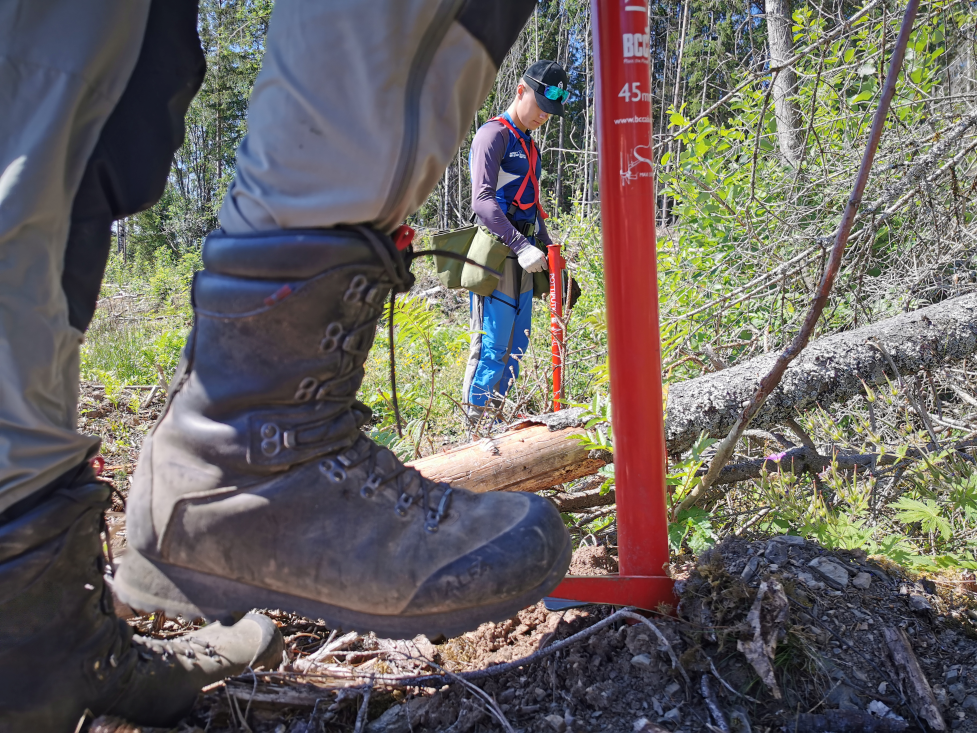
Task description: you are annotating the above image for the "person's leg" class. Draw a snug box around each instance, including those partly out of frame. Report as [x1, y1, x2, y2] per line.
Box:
[466, 291, 519, 409]
[461, 290, 484, 415]
[499, 286, 535, 396]
[465, 253, 524, 409]
[220, 0, 521, 235]
[0, 3, 281, 727]
[0, 0, 147, 515]
[117, 0, 571, 639]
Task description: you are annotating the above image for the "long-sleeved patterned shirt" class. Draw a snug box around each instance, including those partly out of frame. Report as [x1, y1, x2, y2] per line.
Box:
[469, 111, 552, 255]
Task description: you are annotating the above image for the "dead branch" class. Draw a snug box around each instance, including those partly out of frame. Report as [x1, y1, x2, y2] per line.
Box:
[883, 627, 947, 732]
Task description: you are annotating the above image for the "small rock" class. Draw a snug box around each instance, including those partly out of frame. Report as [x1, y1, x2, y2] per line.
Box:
[660, 707, 682, 724]
[852, 572, 873, 590]
[630, 653, 653, 668]
[963, 695, 977, 714]
[741, 556, 761, 581]
[920, 578, 937, 594]
[729, 707, 752, 733]
[946, 665, 962, 684]
[664, 682, 681, 697]
[796, 571, 825, 590]
[534, 687, 547, 701]
[909, 594, 933, 613]
[827, 684, 863, 711]
[867, 700, 904, 722]
[878, 682, 887, 695]
[807, 557, 850, 589]
[544, 714, 566, 732]
[948, 683, 968, 704]
[765, 540, 789, 565]
[633, 718, 670, 733]
[771, 534, 806, 545]
[366, 704, 409, 733]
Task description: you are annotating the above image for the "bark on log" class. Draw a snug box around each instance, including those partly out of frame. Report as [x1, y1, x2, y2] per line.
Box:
[409, 297, 974, 493]
[665, 295, 976, 455]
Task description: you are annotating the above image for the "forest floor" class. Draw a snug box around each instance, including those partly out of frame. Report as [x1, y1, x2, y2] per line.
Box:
[80, 384, 977, 733]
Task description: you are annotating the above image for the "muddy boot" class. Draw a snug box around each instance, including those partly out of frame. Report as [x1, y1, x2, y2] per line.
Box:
[114, 227, 571, 639]
[0, 466, 284, 732]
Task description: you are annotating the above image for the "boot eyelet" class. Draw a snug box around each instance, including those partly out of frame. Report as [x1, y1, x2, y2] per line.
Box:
[320, 322, 344, 352]
[394, 492, 414, 517]
[319, 460, 347, 483]
[344, 275, 369, 303]
[360, 471, 383, 498]
[424, 512, 440, 533]
[260, 423, 282, 456]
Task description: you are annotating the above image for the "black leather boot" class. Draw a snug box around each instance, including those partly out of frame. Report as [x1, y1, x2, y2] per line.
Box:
[114, 227, 571, 639]
[0, 466, 283, 732]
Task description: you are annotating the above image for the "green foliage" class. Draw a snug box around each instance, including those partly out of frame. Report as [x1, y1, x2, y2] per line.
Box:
[669, 506, 717, 555]
[81, 251, 193, 391]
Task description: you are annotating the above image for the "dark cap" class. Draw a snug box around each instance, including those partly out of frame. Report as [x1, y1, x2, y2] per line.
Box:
[523, 60, 569, 117]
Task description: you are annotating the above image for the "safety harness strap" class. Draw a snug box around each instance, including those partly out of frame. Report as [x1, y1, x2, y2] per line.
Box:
[491, 116, 549, 221]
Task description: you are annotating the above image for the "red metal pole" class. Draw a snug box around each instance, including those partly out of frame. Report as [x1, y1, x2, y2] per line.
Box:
[594, 0, 669, 581]
[548, 243, 565, 412]
[548, 0, 673, 610]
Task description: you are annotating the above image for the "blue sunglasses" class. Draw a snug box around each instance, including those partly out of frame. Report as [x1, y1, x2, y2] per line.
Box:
[526, 75, 570, 103]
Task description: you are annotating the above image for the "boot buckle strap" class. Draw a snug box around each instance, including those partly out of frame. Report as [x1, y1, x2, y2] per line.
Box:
[249, 409, 357, 467]
[259, 423, 298, 454]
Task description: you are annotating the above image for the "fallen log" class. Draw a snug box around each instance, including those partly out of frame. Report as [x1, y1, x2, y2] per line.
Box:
[407, 424, 611, 493]
[666, 294, 975, 454]
[409, 297, 974, 493]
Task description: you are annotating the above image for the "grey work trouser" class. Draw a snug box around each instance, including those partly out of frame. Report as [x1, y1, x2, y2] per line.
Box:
[0, 0, 533, 513]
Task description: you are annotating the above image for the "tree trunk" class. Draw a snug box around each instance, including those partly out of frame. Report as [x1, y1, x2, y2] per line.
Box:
[765, 0, 805, 165]
[409, 296, 975, 492]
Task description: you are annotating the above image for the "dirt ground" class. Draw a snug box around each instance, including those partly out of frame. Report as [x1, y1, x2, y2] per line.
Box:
[79, 385, 977, 733]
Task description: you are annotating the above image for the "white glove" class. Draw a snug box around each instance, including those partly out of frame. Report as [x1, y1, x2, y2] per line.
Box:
[517, 245, 548, 273]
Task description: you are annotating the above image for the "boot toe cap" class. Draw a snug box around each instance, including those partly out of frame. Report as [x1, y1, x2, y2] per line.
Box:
[403, 493, 571, 616]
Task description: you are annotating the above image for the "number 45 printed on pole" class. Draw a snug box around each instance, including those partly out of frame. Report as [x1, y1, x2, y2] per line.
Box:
[618, 82, 651, 103]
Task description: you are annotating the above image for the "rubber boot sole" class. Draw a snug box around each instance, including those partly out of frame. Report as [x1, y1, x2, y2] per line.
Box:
[112, 538, 572, 639]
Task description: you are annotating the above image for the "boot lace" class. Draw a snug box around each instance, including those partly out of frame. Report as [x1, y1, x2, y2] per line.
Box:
[337, 225, 501, 532]
[319, 435, 453, 533]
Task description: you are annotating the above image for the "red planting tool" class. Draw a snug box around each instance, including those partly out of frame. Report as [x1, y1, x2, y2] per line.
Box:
[547, 0, 673, 611]
[547, 243, 566, 412]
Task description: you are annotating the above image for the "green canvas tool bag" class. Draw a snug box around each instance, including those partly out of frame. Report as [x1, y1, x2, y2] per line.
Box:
[432, 226, 510, 297]
[431, 226, 477, 290]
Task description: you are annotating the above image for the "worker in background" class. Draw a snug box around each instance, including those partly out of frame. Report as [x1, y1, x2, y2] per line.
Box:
[463, 60, 570, 420]
[0, 1, 571, 728]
